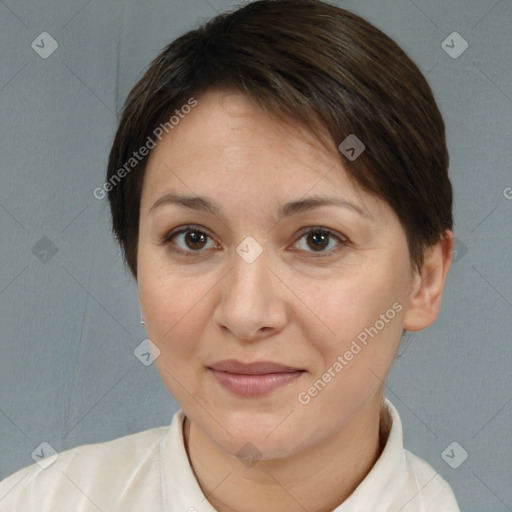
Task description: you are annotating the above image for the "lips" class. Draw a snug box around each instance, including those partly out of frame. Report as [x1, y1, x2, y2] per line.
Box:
[207, 359, 306, 397]
[208, 359, 304, 375]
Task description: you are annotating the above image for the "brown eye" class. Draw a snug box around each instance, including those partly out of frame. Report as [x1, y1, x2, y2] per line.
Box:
[294, 228, 346, 257]
[163, 226, 218, 256]
[183, 230, 208, 250]
[306, 230, 330, 251]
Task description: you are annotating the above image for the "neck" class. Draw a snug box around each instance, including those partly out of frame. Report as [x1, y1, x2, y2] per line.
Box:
[183, 394, 389, 512]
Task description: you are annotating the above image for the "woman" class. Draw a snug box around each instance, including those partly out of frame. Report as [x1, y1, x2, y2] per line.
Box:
[0, 1, 460, 510]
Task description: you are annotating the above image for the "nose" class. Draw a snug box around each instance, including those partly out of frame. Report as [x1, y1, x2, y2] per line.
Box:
[212, 246, 288, 341]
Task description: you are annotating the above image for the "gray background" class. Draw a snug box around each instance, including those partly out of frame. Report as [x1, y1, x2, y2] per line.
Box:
[0, 0, 511, 511]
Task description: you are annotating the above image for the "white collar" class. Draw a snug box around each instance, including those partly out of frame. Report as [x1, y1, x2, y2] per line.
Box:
[160, 398, 407, 512]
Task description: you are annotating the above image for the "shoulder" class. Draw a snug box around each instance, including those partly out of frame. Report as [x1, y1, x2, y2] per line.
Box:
[0, 425, 168, 511]
[402, 449, 460, 511]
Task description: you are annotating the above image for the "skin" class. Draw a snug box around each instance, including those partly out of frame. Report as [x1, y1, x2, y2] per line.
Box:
[137, 89, 454, 512]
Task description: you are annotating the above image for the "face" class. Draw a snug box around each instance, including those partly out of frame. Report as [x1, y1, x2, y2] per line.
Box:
[137, 89, 416, 460]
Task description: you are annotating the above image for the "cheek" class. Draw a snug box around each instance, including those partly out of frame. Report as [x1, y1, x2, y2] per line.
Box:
[140, 273, 205, 347]
[139, 270, 210, 401]
[301, 261, 407, 377]
[295, 280, 405, 416]
[137, 248, 205, 367]
[138, 241, 205, 330]
[308, 270, 402, 338]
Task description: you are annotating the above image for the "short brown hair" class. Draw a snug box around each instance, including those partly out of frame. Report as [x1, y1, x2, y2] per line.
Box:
[106, 0, 452, 278]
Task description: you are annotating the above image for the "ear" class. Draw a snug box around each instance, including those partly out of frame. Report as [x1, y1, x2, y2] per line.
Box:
[403, 230, 454, 332]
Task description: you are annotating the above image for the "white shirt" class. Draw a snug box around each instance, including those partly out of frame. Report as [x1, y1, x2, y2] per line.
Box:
[0, 399, 460, 511]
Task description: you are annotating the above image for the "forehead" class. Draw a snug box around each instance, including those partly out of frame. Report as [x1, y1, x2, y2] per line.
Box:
[140, 89, 372, 216]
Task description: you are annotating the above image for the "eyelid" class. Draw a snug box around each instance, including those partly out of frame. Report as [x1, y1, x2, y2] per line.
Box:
[161, 224, 215, 244]
[294, 226, 347, 242]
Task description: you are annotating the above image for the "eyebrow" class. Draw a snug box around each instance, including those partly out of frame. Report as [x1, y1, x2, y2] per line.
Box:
[149, 192, 371, 220]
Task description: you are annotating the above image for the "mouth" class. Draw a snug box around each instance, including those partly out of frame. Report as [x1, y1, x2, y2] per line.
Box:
[208, 359, 304, 374]
[207, 359, 306, 397]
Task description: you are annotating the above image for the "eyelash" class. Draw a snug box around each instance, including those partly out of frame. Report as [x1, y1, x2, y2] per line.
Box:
[161, 225, 348, 259]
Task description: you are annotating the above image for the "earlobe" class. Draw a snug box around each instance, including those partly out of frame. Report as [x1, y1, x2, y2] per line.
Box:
[403, 230, 454, 332]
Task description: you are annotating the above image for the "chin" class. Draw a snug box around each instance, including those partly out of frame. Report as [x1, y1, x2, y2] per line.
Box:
[214, 419, 306, 458]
